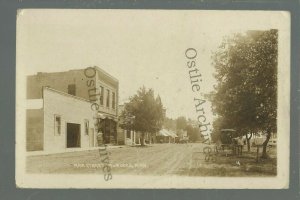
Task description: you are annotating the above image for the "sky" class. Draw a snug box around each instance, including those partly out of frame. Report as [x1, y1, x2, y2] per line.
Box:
[17, 9, 288, 123]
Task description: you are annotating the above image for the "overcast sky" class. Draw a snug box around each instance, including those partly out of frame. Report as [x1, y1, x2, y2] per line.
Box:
[17, 9, 287, 122]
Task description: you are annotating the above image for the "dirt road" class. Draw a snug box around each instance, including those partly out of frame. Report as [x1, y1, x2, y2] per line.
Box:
[27, 143, 276, 176]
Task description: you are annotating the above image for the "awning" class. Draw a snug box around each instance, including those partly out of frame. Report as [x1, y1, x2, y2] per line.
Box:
[95, 113, 106, 119]
[158, 129, 178, 138]
[159, 129, 169, 137]
[95, 112, 118, 122]
[168, 130, 178, 138]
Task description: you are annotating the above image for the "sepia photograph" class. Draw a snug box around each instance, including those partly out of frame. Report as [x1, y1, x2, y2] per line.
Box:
[16, 9, 290, 188]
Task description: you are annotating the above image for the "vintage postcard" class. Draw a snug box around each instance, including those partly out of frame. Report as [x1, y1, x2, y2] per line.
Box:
[16, 9, 290, 189]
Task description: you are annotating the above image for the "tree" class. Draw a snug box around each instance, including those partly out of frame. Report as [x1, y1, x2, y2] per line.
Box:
[211, 30, 278, 157]
[210, 116, 226, 143]
[176, 116, 187, 131]
[186, 125, 201, 142]
[164, 117, 176, 131]
[120, 86, 165, 146]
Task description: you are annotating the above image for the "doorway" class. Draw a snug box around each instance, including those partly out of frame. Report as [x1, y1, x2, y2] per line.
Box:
[67, 123, 81, 148]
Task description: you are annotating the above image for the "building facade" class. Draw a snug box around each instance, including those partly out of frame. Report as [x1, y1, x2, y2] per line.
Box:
[26, 67, 119, 152]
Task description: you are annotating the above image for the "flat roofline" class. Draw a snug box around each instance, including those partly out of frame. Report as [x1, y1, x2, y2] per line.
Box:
[94, 66, 119, 84]
[28, 66, 119, 84]
[43, 87, 91, 103]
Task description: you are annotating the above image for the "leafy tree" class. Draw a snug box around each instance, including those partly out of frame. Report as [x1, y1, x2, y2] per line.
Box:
[186, 125, 202, 142]
[120, 86, 165, 146]
[164, 117, 176, 131]
[211, 30, 278, 157]
[210, 117, 225, 143]
[176, 116, 187, 131]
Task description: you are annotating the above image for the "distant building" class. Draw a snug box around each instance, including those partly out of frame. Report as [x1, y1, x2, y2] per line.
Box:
[156, 129, 178, 143]
[177, 129, 188, 139]
[26, 67, 119, 152]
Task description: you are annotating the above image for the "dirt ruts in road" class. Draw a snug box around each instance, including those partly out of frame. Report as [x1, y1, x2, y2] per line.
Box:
[27, 144, 208, 175]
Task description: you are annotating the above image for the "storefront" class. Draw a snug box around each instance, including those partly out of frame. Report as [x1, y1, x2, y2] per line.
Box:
[95, 113, 118, 145]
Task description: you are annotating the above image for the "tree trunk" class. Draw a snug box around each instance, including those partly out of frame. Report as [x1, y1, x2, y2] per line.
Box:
[261, 130, 271, 158]
[246, 132, 252, 152]
[140, 132, 145, 146]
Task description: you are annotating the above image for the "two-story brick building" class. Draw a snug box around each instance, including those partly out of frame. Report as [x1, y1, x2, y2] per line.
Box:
[26, 66, 119, 152]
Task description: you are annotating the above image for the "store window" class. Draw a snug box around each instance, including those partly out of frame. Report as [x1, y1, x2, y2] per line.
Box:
[54, 115, 61, 135]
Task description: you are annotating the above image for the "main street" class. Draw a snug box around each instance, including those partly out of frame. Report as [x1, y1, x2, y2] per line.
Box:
[27, 143, 276, 176]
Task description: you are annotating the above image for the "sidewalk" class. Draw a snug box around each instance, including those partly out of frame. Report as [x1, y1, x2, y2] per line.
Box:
[26, 145, 126, 156]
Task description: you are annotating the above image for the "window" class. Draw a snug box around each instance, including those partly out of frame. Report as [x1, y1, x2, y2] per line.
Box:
[54, 115, 61, 135]
[100, 86, 104, 105]
[106, 89, 110, 108]
[84, 119, 89, 135]
[112, 92, 116, 109]
[68, 84, 76, 95]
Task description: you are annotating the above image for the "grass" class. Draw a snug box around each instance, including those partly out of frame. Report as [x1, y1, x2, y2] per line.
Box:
[177, 146, 277, 177]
